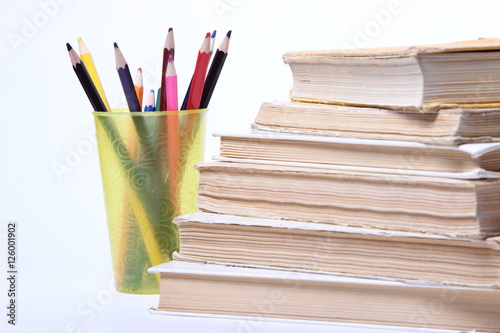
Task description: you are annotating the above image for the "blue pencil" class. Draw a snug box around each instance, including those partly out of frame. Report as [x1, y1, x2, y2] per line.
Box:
[114, 42, 141, 112]
[209, 30, 217, 60]
[144, 89, 156, 112]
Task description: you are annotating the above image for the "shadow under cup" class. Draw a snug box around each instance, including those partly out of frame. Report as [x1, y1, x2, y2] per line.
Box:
[93, 109, 207, 294]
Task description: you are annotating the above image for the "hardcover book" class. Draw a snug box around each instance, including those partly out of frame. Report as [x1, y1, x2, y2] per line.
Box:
[196, 161, 500, 238]
[284, 38, 500, 111]
[215, 130, 500, 178]
[252, 101, 500, 145]
[149, 261, 500, 331]
[174, 212, 500, 286]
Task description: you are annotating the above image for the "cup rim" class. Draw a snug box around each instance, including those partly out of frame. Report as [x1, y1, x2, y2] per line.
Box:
[92, 108, 208, 116]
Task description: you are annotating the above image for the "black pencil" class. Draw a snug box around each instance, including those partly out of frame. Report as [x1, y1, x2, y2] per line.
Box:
[199, 30, 231, 109]
[67, 43, 107, 111]
[114, 42, 142, 112]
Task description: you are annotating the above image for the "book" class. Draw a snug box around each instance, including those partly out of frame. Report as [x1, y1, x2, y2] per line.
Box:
[196, 161, 500, 239]
[173, 212, 500, 286]
[148, 261, 500, 331]
[215, 130, 500, 179]
[252, 101, 500, 145]
[283, 38, 500, 111]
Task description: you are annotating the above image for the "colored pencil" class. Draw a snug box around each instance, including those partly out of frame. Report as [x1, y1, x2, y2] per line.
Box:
[96, 115, 163, 282]
[78, 37, 110, 112]
[134, 68, 144, 107]
[72, 41, 146, 286]
[165, 55, 178, 111]
[180, 30, 216, 110]
[114, 43, 165, 278]
[144, 89, 155, 112]
[114, 43, 157, 190]
[160, 28, 175, 111]
[209, 30, 217, 60]
[200, 30, 231, 109]
[67, 43, 107, 111]
[165, 54, 181, 213]
[186, 32, 211, 110]
[114, 43, 142, 112]
[156, 87, 161, 112]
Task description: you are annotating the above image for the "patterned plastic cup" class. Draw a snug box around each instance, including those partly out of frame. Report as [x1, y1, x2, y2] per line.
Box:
[93, 109, 206, 294]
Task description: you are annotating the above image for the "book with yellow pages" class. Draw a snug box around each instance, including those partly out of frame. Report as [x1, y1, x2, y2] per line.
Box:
[215, 130, 500, 178]
[252, 101, 500, 145]
[148, 261, 500, 331]
[284, 38, 500, 111]
[196, 161, 500, 239]
[173, 212, 500, 287]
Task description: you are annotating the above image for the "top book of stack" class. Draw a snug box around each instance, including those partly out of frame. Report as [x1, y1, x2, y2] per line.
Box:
[284, 38, 500, 112]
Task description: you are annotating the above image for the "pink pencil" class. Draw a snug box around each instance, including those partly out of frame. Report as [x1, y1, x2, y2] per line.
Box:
[165, 54, 181, 213]
[165, 55, 178, 111]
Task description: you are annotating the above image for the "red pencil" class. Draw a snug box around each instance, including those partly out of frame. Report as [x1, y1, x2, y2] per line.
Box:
[186, 32, 211, 110]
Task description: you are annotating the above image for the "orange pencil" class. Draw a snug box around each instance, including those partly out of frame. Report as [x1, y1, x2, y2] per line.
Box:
[133, 68, 143, 107]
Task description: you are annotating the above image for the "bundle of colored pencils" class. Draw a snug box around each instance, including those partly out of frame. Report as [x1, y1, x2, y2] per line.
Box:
[67, 29, 231, 292]
[67, 29, 231, 113]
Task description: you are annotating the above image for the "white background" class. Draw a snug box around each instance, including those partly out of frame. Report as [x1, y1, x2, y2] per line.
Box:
[0, 0, 499, 332]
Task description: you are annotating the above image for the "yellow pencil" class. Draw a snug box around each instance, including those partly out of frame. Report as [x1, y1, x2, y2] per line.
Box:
[78, 37, 111, 112]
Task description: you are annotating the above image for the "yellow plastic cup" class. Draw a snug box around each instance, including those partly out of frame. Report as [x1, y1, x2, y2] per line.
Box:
[93, 109, 207, 294]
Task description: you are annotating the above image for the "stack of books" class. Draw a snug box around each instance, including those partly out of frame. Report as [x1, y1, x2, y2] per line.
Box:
[149, 39, 500, 332]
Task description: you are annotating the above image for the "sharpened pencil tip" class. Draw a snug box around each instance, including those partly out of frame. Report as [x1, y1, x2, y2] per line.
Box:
[205, 32, 211, 38]
[211, 30, 217, 38]
[226, 30, 232, 38]
[138, 67, 142, 72]
[77, 37, 82, 42]
[150, 89, 155, 93]
[168, 27, 173, 32]
[113, 42, 118, 48]
[66, 43, 72, 51]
